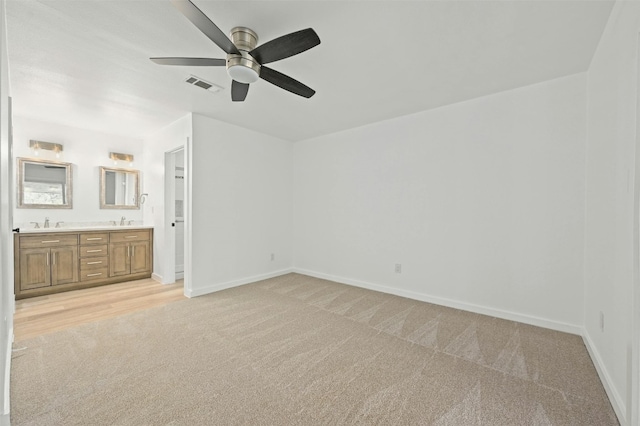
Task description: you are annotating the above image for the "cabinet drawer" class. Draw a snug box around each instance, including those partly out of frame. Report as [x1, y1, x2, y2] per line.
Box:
[80, 256, 108, 270]
[80, 267, 109, 281]
[80, 233, 109, 245]
[110, 230, 150, 243]
[20, 234, 78, 248]
[79, 245, 108, 257]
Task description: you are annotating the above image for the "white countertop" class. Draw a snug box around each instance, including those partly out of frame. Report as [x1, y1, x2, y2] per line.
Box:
[18, 225, 153, 234]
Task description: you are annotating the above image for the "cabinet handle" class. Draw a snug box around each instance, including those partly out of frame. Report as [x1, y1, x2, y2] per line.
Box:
[125, 236, 138, 239]
[41, 240, 59, 243]
[86, 249, 102, 253]
[86, 261, 102, 265]
[86, 273, 102, 277]
[52, 253, 56, 265]
[127, 246, 130, 257]
[86, 238, 102, 241]
[46, 252, 49, 266]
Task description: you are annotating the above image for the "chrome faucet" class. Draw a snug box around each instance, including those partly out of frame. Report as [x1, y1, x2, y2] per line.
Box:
[44, 217, 50, 228]
[120, 216, 126, 226]
[30, 222, 40, 229]
[55, 221, 64, 228]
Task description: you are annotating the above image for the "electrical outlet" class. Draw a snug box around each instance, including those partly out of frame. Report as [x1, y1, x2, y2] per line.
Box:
[395, 264, 402, 274]
[599, 311, 605, 332]
[271, 253, 275, 261]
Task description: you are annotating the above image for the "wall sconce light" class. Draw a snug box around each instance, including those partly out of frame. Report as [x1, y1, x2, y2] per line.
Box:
[30, 140, 63, 158]
[109, 152, 134, 167]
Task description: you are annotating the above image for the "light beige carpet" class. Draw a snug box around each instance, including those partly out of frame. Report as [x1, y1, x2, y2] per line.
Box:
[11, 273, 618, 425]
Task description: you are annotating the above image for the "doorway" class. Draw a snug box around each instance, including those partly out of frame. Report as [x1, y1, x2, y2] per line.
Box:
[174, 150, 185, 279]
[163, 146, 186, 286]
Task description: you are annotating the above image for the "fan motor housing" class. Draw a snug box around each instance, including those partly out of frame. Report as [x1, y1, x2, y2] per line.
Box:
[227, 27, 261, 84]
[230, 27, 258, 51]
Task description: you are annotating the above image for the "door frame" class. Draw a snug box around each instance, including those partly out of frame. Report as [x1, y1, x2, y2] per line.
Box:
[162, 143, 191, 296]
[631, 31, 640, 426]
[0, 0, 13, 418]
[163, 148, 177, 284]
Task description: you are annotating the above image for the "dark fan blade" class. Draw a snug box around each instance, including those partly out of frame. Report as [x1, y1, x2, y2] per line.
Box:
[150, 57, 226, 66]
[170, 0, 239, 55]
[250, 28, 320, 64]
[231, 80, 250, 102]
[259, 66, 315, 98]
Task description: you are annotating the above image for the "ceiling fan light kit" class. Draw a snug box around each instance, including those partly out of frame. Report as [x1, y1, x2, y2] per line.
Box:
[227, 27, 260, 84]
[150, 0, 320, 102]
[227, 58, 260, 84]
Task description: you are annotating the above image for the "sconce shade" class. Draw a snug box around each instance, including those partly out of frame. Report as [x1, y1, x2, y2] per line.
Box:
[30, 140, 63, 153]
[109, 152, 134, 163]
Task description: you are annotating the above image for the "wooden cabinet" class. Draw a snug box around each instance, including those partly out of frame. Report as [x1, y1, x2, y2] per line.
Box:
[14, 228, 153, 299]
[108, 230, 151, 277]
[16, 235, 78, 291]
[109, 241, 150, 276]
[79, 232, 109, 282]
[109, 242, 129, 277]
[130, 241, 151, 274]
[51, 246, 79, 285]
[18, 248, 50, 290]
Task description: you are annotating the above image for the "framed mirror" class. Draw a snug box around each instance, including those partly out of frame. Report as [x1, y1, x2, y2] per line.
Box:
[100, 166, 140, 209]
[17, 157, 73, 209]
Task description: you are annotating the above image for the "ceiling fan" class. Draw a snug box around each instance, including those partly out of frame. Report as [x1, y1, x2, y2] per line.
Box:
[151, 0, 321, 102]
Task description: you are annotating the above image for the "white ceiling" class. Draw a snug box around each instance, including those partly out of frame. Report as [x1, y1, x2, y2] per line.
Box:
[6, 0, 614, 142]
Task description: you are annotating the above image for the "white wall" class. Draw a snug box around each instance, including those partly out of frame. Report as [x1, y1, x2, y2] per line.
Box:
[584, 1, 640, 424]
[294, 73, 587, 333]
[12, 116, 144, 227]
[142, 114, 191, 283]
[0, 0, 11, 423]
[189, 113, 292, 296]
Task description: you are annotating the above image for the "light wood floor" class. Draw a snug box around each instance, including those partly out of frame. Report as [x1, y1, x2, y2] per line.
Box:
[14, 278, 186, 341]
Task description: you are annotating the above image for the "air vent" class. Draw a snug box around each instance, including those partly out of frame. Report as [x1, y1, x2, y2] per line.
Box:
[194, 80, 212, 90]
[185, 75, 222, 93]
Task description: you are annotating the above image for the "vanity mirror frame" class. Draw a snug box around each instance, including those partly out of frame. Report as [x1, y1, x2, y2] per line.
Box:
[17, 157, 73, 209]
[99, 166, 140, 210]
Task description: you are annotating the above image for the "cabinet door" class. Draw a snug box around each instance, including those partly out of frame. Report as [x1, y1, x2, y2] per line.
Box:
[19, 248, 51, 290]
[130, 241, 150, 274]
[51, 246, 79, 286]
[109, 242, 130, 277]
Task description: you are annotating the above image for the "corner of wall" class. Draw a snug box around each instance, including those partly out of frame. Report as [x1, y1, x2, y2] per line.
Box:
[582, 328, 628, 426]
[187, 268, 294, 298]
[582, 328, 627, 425]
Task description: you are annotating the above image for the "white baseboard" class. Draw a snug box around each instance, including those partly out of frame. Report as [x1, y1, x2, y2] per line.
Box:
[186, 268, 295, 298]
[153, 272, 186, 284]
[582, 330, 626, 425]
[292, 268, 582, 335]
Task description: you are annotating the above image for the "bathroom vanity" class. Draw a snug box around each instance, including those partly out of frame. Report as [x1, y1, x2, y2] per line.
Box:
[14, 227, 153, 299]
